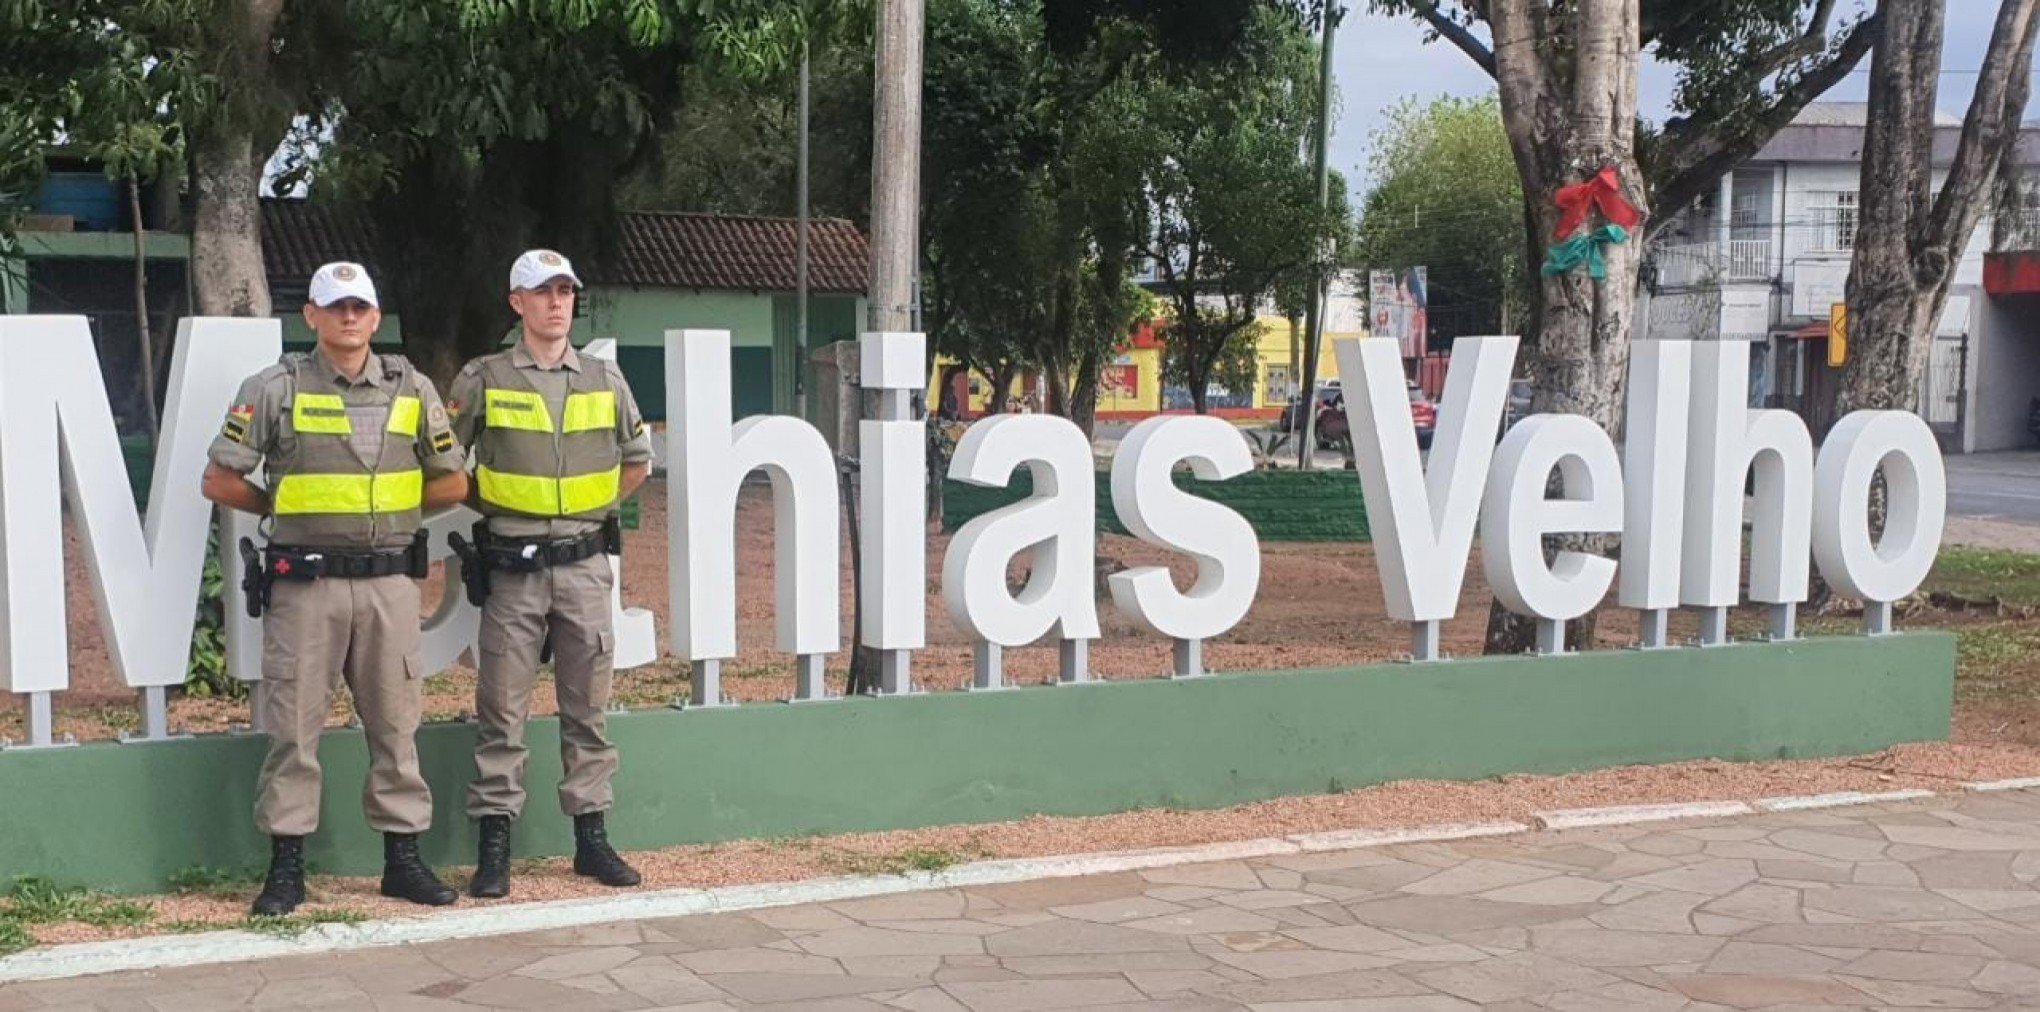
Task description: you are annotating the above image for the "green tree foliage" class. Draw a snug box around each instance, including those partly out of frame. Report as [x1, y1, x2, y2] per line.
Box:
[1143, 9, 1343, 414]
[921, 0, 1337, 422]
[618, 40, 874, 224]
[0, 1, 203, 226]
[1357, 95, 1522, 344]
[299, 0, 853, 381]
[1376, 0, 1877, 232]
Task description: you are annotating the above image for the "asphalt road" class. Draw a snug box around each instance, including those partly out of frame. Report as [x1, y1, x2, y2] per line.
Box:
[1947, 450, 2040, 523]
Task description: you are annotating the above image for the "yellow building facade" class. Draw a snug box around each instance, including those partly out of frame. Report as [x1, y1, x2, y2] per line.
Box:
[928, 314, 1361, 420]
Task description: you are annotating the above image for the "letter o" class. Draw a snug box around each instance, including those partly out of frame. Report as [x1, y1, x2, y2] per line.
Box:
[1811, 411, 1946, 603]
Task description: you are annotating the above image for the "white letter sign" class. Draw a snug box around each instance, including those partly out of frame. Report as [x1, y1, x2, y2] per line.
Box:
[668, 330, 840, 668]
[1333, 335, 1517, 622]
[1107, 416, 1261, 645]
[0, 316, 279, 693]
[1482, 415, 1624, 624]
[942, 415, 1100, 659]
[1812, 411, 1947, 604]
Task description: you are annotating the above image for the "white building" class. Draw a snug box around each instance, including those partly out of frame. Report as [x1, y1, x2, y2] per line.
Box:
[1643, 102, 2040, 452]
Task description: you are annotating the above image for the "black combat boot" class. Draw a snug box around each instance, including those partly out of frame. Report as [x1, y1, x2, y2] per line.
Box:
[572, 812, 642, 887]
[380, 833, 457, 906]
[251, 835, 306, 916]
[470, 815, 513, 899]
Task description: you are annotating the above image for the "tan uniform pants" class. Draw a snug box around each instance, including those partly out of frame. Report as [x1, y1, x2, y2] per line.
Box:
[467, 554, 618, 819]
[256, 574, 431, 837]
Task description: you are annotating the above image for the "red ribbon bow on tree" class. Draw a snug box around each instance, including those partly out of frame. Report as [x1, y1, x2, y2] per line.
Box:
[1552, 166, 1641, 240]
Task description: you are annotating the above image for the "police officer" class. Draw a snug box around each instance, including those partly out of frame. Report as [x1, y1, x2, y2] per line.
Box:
[447, 249, 652, 898]
[202, 262, 469, 916]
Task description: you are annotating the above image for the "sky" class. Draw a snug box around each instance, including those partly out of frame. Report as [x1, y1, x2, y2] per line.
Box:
[1328, 0, 2027, 198]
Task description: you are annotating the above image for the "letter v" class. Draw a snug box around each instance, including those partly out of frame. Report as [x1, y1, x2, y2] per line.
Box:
[1332, 336, 1519, 622]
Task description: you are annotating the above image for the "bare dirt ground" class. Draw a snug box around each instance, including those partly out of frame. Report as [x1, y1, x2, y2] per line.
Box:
[12, 478, 2040, 947]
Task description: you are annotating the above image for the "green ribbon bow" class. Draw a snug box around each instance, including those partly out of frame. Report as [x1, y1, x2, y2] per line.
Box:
[1540, 223, 1630, 280]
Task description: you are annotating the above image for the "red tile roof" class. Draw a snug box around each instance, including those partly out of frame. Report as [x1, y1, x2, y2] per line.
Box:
[260, 199, 869, 295]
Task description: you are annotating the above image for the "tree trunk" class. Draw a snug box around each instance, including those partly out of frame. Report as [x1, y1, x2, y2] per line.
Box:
[1839, 0, 2040, 422]
[987, 362, 1016, 414]
[188, 0, 285, 320]
[1069, 344, 1101, 438]
[127, 175, 159, 444]
[189, 130, 271, 318]
[1481, 0, 1645, 655]
[1041, 359, 1069, 417]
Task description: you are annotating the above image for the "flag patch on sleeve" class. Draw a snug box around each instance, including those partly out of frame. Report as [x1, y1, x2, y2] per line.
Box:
[221, 404, 255, 443]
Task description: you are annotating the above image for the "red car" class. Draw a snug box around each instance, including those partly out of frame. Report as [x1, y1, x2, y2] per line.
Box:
[1311, 380, 1436, 450]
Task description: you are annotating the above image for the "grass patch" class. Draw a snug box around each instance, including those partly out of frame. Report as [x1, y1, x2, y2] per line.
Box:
[1956, 622, 2040, 704]
[1929, 547, 2040, 607]
[240, 909, 367, 937]
[0, 875, 158, 954]
[5, 876, 153, 928]
[167, 865, 263, 900]
[0, 919, 30, 957]
[822, 844, 986, 877]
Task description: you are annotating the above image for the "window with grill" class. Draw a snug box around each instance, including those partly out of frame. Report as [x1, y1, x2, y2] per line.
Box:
[1810, 191, 1858, 252]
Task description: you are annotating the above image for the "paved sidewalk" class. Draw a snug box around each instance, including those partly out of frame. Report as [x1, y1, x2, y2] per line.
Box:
[20, 793, 2040, 1009]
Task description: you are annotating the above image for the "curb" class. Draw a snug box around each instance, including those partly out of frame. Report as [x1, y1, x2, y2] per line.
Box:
[1966, 776, 2040, 792]
[1753, 789, 1936, 812]
[1285, 821, 1530, 852]
[1533, 800, 1754, 830]
[0, 782, 2018, 983]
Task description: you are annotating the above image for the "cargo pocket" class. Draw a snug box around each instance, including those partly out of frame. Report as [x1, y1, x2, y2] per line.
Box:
[260, 584, 302, 682]
[596, 629, 614, 657]
[403, 653, 424, 680]
[260, 634, 299, 683]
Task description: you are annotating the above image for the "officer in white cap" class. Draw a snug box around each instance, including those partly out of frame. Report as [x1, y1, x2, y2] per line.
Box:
[445, 249, 652, 897]
[203, 261, 468, 915]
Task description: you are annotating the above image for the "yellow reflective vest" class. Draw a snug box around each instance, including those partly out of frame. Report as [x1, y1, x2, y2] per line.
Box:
[268, 354, 427, 546]
[466, 355, 625, 521]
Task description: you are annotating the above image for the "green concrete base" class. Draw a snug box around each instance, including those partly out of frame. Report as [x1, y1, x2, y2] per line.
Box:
[0, 633, 1952, 893]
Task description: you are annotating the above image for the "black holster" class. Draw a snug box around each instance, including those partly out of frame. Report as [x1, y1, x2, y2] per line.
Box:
[407, 529, 430, 579]
[602, 514, 623, 556]
[237, 537, 270, 619]
[446, 522, 492, 607]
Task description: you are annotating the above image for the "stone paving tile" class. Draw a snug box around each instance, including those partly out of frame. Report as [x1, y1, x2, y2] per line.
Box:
[939, 976, 1146, 1011]
[41, 792, 2040, 1009]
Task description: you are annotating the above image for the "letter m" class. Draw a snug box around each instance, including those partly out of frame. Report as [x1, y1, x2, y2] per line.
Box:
[0, 317, 279, 693]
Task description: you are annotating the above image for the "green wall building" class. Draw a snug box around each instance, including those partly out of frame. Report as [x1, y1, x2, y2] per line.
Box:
[4, 189, 869, 427]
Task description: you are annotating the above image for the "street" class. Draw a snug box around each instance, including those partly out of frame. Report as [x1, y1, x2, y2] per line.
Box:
[1948, 452, 2040, 524]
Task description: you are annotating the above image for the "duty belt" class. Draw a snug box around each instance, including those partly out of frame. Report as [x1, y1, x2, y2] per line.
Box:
[240, 531, 431, 618]
[267, 539, 427, 581]
[481, 528, 610, 574]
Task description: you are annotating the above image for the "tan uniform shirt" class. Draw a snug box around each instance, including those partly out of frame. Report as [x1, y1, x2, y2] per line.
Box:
[446, 341, 652, 541]
[209, 349, 465, 550]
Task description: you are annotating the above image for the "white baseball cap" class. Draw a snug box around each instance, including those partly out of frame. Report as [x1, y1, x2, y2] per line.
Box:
[510, 249, 583, 291]
[307, 262, 379, 308]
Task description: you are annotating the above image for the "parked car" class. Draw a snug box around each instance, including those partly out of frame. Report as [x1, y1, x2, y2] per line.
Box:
[1407, 381, 1436, 449]
[1279, 379, 1342, 434]
[1298, 379, 1435, 451]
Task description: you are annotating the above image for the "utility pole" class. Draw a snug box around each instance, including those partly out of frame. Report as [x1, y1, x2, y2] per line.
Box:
[853, 0, 924, 695]
[1295, 3, 1340, 469]
[795, 37, 811, 420]
[868, 0, 923, 335]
